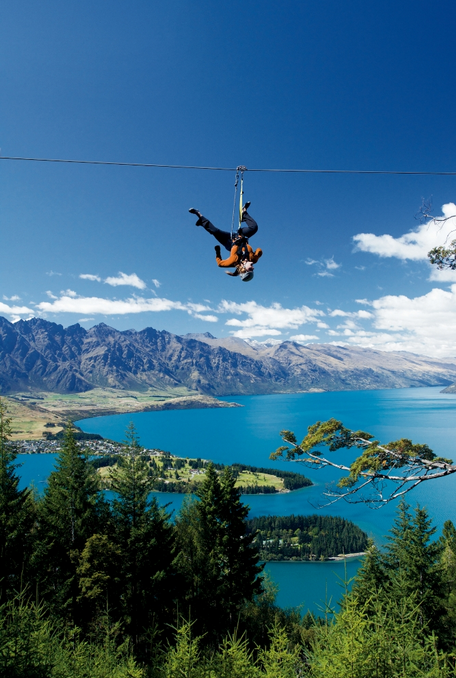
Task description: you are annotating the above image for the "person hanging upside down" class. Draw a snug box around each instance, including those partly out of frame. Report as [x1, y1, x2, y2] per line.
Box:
[189, 202, 263, 282]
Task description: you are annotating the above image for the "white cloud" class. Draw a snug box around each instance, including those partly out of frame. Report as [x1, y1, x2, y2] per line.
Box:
[78, 318, 94, 322]
[104, 272, 147, 290]
[0, 302, 34, 317]
[325, 257, 340, 270]
[46, 270, 62, 276]
[329, 309, 374, 319]
[151, 279, 161, 288]
[353, 202, 456, 261]
[34, 292, 217, 323]
[46, 291, 58, 299]
[80, 274, 102, 282]
[192, 314, 218, 322]
[428, 267, 456, 283]
[229, 327, 283, 339]
[218, 300, 324, 339]
[305, 256, 341, 277]
[289, 334, 319, 343]
[2, 295, 20, 301]
[330, 284, 456, 358]
[37, 294, 187, 316]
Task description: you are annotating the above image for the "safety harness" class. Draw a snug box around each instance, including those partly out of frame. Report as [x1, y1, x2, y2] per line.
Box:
[233, 235, 251, 262]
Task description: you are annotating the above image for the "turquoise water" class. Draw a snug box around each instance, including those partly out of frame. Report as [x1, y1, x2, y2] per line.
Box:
[16, 386, 456, 613]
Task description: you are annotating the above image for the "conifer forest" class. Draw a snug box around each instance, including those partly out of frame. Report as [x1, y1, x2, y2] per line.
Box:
[3, 399, 456, 677]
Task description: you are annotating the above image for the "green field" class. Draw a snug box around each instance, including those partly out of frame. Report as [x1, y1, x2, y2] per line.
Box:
[2, 386, 218, 440]
[97, 455, 288, 493]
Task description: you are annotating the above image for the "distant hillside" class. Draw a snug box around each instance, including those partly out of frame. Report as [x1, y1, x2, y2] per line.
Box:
[1, 316, 456, 396]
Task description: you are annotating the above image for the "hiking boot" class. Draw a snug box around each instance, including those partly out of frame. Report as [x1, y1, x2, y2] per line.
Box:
[242, 201, 251, 213]
[189, 208, 202, 219]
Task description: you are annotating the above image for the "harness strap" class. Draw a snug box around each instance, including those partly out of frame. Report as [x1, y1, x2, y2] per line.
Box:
[235, 236, 250, 261]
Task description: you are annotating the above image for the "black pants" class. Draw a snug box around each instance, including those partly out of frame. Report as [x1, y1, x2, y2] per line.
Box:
[196, 213, 258, 252]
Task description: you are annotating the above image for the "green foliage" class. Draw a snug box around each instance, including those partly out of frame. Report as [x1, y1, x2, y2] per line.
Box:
[310, 593, 456, 678]
[0, 399, 35, 604]
[76, 534, 122, 626]
[271, 418, 452, 503]
[33, 423, 108, 622]
[258, 620, 301, 678]
[428, 240, 456, 269]
[110, 423, 175, 649]
[175, 464, 263, 641]
[386, 501, 446, 637]
[0, 593, 144, 678]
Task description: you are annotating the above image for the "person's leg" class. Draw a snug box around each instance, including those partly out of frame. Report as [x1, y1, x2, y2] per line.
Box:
[238, 212, 258, 239]
[196, 216, 233, 252]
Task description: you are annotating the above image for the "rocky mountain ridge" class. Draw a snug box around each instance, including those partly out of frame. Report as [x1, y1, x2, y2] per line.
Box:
[1, 316, 456, 396]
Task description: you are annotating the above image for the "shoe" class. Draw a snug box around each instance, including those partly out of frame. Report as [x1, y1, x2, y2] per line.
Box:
[215, 245, 221, 258]
[189, 208, 202, 218]
[242, 201, 251, 213]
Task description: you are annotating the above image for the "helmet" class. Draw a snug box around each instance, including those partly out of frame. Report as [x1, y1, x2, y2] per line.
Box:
[240, 270, 254, 282]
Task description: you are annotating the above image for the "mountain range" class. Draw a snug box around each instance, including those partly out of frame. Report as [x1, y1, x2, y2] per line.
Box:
[1, 316, 456, 396]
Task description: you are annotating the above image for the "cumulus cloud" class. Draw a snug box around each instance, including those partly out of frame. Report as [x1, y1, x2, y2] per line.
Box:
[331, 285, 456, 358]
[353, 202, 456, 261]
[218, 300, 324, 339]
[192, 314, 219, 322]
[80, 274, 102, 282]
[34, 292, 217, 322]
[229, 327, 283, 339]
[3, 295, 20, 301]
[46, 270, 62, 276]
[151, 279, 161, 288]
[289, 334, 319, 343]
[0, 302, 34, 319]
[104, 272, 147, 289]
[329, 309, 374, 319]
[46, 291, 57, 299]
[37, 294, 187, 315]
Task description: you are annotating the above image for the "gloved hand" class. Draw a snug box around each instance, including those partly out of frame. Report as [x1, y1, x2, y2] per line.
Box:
[215, 245, 221, 258]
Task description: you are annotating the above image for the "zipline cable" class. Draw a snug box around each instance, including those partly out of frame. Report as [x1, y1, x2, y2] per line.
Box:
[1, 155, 456, 176]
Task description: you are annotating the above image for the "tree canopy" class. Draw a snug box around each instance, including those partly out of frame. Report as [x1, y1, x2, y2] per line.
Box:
[271, 418, 456, 506]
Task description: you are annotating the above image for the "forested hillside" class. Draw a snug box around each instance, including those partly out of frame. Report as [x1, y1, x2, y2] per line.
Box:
[3, 398, 456, 676]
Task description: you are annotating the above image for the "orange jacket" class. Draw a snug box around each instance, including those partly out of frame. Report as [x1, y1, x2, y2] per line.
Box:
[216, 243, 263, 268]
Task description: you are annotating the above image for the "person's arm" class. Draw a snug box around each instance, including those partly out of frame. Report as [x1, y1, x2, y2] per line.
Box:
[249, 247, 263, 263]
[216, 245, 238, 268]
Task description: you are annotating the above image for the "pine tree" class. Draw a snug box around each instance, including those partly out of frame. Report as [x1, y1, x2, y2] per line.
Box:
[110, 422, 175, 648]
[33, 422, 107, 622]
[385, 500, 446, 639]
[175, 464, 263, 641]
[351, 539, 387, 611]
[0, 398, 34, 604]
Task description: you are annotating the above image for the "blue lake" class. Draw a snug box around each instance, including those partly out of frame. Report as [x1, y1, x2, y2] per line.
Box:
[17, 386, 456, 613]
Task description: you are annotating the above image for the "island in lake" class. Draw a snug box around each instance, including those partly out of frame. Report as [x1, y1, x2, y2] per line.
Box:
[247, 514, 368, 561]
[92, 452, 313, 495]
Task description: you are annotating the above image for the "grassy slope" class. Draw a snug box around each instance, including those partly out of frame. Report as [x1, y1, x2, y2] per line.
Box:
[98, 458, 287, 492]
[3, 386, 202, 440]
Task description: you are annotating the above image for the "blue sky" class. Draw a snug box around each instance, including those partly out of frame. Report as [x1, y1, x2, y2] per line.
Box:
[2, 0, 456, 357]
